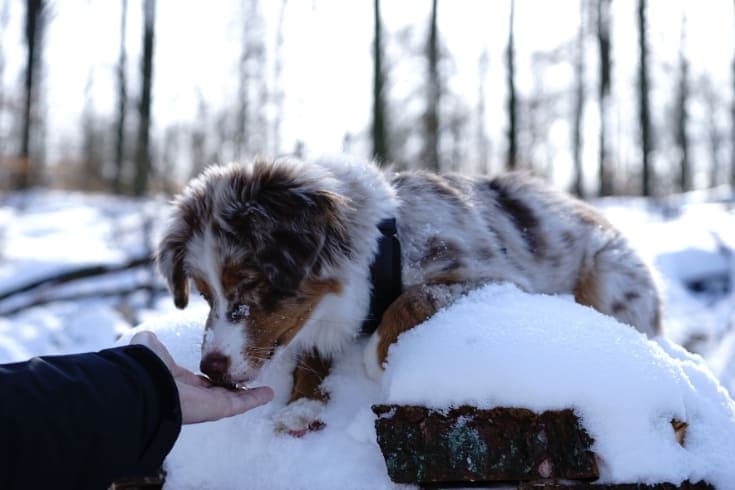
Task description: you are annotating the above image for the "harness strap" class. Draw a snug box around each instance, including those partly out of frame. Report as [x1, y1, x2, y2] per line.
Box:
[360, 218, 402, 335]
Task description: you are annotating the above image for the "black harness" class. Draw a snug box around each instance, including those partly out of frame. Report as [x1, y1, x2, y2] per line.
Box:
[360, 218, 403, 335]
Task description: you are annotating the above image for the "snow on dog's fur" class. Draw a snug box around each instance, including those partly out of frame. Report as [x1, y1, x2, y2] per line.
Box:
[156, 156, 661, 433]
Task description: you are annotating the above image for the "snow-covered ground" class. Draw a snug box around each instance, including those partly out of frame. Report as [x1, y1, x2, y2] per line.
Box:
[1, 189, 734, 488]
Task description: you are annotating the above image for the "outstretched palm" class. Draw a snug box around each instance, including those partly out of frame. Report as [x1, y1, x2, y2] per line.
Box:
[130, 331, 274, 424]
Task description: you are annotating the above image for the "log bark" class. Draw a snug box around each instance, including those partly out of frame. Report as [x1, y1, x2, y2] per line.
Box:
[518, 482, 712, 489]
[373, 405, 711, 489]
[373, 405, 598, 485]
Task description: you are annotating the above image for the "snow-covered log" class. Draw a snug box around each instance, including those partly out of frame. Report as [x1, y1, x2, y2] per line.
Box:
[373, 404, 713, 488]
[373, 404, 598, 484]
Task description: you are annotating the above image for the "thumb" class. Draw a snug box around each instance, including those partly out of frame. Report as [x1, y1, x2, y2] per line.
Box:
[130, 331, 176, 370]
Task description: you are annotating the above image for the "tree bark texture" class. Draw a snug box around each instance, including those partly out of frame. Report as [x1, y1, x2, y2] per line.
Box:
[18, 0, 45, 189]
[373, 405, 598, 485]
[597, 0, 613, 196]
[114, 0, 128, 194]
[422, 0, 440, 172]
[730, 0, 735, 188]
[572, 0, 586, 198]
[371, 0, 390, 165]
[675, 16, 691, 193]
[637, 0, 653, 196]
[373, 404, 712, 489]
[133, 0, 156, 196]
[506, 0, 518, 171]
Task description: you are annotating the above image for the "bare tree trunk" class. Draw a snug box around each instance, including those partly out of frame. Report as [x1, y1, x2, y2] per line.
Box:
[371, 0, 390, 165]
[113, 0, 128, 194]
[571, 0, 586, 198]
[637, 0, 653, 196]
[701, 78, 723, 188]
[675, 15, 691, 193]
[18, 0, 45, 190]
[236, 0, 267, 160]
[160, 125, 179, 194]
[422, 0, 440, 173]
[81, 72, 106, 190]
[272, 0, 287, 156]
[731, 0, 735, 189]
[505, 0, 518, 171]
[133, 0, 155, 196]
[0, 1, 7, 172]
[190, 94, 208, 177]
[476, 51, 490, 174]
[597, 0, 613, 196]
[253, 5, 268, 156]
[235, 0, 250, 160]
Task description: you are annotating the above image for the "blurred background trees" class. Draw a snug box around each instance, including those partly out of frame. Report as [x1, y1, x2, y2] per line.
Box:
[17, 0, 46, 190]
[1, 0, 735, 198]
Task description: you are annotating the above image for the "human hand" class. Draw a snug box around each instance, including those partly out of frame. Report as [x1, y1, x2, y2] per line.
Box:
[130, 331, 274, 424]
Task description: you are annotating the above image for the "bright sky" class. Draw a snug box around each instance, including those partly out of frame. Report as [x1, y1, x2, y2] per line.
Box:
[1, 0, 734, 186]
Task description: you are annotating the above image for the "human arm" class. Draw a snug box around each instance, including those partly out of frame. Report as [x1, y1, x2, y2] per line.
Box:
[0, 333, 272, 489]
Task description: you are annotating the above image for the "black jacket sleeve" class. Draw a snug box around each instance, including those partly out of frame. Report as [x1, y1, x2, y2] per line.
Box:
[0, 344, 182, 490]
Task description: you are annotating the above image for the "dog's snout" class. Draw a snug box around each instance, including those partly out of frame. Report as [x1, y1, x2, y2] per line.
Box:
[200, 352, 230, 380]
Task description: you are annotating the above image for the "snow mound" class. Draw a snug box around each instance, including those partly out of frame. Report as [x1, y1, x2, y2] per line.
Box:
[384, 283, 735, 487]
[120, 310, 392, 490]
[126, 284, 735, 489]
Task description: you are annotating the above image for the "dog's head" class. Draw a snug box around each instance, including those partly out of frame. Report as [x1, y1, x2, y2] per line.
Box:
[156, 159, 351, 385]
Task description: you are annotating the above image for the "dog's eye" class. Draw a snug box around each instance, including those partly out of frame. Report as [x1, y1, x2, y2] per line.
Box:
[229, 304, 250, 322]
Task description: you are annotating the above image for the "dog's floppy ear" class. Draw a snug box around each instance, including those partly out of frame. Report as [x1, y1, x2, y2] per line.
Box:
[156, 215, 192, 309]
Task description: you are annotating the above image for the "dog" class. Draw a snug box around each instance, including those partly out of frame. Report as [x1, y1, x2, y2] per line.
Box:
[156, 156, 661, 433]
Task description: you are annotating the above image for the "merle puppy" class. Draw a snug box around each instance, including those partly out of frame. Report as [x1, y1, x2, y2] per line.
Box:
[156, 157, 660, 433]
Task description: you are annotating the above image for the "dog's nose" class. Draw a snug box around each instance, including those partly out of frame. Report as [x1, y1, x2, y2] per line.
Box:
[200, 352, 230, 380]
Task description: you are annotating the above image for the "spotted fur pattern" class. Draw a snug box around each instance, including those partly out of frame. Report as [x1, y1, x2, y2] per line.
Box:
[157, 157, 661, 430]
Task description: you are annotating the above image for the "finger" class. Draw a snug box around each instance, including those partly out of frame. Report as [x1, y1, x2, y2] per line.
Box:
[134, 337, 206, 386]
[182, 385, 274, 424]
[222, 386, 275, 417]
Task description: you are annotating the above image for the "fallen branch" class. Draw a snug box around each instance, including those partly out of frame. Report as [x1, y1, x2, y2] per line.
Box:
[0, 284, 168, 316]
[0, 255, 153, 302]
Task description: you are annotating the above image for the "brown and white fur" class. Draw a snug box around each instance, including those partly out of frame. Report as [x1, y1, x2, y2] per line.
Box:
[156, 156, 661, 433]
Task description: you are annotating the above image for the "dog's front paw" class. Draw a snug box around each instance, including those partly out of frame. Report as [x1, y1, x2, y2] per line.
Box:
[273, 398, 326, 437]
